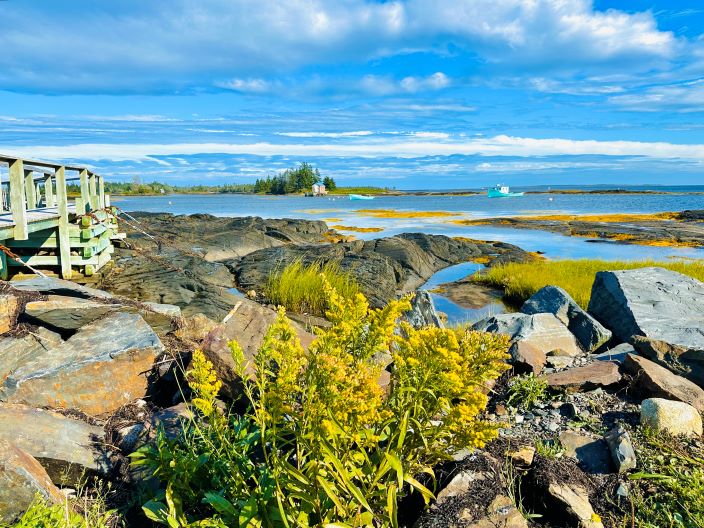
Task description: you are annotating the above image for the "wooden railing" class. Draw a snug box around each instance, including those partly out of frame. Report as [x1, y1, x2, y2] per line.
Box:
[0, 155, 116, 279]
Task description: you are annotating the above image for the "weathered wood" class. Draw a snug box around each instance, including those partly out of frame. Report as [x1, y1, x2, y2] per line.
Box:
[79, 169, 90, 214]
[9, 159, 28, 240]
[88, 173, 98, 211]
[44, 175, 55, 207]
[98, 176, 105, 209]
[0, 242, 7, 280]
[54, 166, 72, 279]
[24, 169, 37, 209]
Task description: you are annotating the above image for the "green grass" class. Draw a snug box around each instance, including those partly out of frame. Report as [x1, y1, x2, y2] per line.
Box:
[328, 186, 391, 195]
[2, 494, 117, 528]
[534, 439, 564, 459]
[625, 429, 704, 528]
[506, 373, 549, 410]
[265, 259, 360, 316]
[474, 259, 704, 309]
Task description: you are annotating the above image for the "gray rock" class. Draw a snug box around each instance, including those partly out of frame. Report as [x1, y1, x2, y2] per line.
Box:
[0, 403, 112, 485]
[593, 343, 635, 364]
[11, 276, 113, 299]
[545, 361, 621, 392]
[0, 329, 62, 385]
[588, 267, 704, 351]
[604, 425, 637, 473]
[545, 482, 604, 528]
[559, 431, 612, 474]
[402, 290, 444, 329]
[521, 285, 611, 352]
[631, 335, 704, 389]
[1, 312, 164, 415]
[24, 295, 119, 330]
[0, 440, 63, 524]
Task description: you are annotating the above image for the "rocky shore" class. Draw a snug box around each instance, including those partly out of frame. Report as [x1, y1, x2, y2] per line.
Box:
[455, 210, 704, 248]
[1, 212, 702, 527]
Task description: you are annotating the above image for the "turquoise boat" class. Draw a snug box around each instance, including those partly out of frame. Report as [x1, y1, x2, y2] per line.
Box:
[487, 185, 524, 198]
[349, 194, 374, 201]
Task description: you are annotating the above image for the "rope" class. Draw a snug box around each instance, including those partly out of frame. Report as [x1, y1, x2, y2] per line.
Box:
[0, 243, 48, 278]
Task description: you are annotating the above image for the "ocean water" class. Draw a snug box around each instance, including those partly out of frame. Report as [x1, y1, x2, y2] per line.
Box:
[117, 192, 704, 324]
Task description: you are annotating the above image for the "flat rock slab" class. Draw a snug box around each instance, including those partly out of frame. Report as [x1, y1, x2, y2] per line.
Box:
[0, 440, 63, 524]
[0, 329, 62, 386]
[521, 285, 611, 352]
[559, 431, 612, 474]
[632, 335, 704, 388]
[11, 276, 113, 299]
[0, 403, 112, 485]
[546, 362, 621, 392]
[202, 298, 315, 399]
[1, 312, 163, 415]
[588, 267, 704, 350]
[24, 295, 119, 330]
[623, 354, 704, 411]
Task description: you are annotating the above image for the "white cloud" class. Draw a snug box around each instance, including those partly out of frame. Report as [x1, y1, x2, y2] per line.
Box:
[275, 131, 374, 138]
[609, 79, 704, 112]
[0, 0, 679, 93]
[5, 135, 704, 163]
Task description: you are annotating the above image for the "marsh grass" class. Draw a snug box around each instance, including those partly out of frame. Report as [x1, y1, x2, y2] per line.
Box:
[330, 225, 385, 233]
[266, 259, 360, 316]
[474, 259, 704, 309]
[356, 208, 461, 219]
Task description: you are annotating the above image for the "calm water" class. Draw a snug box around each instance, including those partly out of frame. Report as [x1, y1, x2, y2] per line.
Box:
[117, 192, 704, 324]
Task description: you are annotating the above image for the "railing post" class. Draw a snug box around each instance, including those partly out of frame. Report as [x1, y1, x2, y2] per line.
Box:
[44, 175, 55, 207]
[79, 169, 90, 214]
[55, 166, 72, 279]
[98, 176, 105, 208]
[24, 169, 37, 209]
[88, 172, 98, 211]
[9, 158, 28, 240]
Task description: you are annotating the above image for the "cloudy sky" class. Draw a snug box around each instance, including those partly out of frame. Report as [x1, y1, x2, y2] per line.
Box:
[1, 0, 704, 188]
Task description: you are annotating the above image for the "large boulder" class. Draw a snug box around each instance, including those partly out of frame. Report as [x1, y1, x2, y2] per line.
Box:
[0, 440, 64, 524]
[202, 298, 315, 399]
[640, 398, 702, 437]
[0, 312, 164, 415]
[521, 285, 611, 352]
[11, 276, 113, 299]
[0, 403, 112, 485]
[588, 267, 704, 350]
[631, 335, 704, 388]
[473, 313, 581, 373]
[623, 354, 704, 411]
[0, 329, 63, 386]
[24, 295, 119, 330]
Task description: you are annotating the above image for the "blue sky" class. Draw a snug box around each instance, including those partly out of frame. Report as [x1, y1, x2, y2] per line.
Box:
[1, 0, 704, 189]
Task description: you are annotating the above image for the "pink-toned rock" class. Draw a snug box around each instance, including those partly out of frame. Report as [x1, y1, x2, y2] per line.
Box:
[0, 294, 18, 335]
[202, 298, 315, 399]
[0, 440, 64, 523]
[510, 341, 547, 374]
[546, 361, 621, 392]
[623, 354, 704, 411]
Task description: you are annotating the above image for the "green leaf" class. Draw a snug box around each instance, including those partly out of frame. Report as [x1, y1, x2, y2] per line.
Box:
[316, 476, 347, 515]
[387, 484, 398, 528]
[384, 452, 404, 489]
[320, 444, 373, 513]
[397, 411, 409, 450]
[142, 500, 168, 524]
[404, 475, 435, 505]
[203, 493, 237, 519]
[239, 497, 258, 527]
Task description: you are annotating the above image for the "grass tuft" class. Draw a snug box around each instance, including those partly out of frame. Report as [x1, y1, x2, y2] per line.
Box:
[474, 259, 704, 309]
[330, 225, 385, 233]
[506, 374, 549, 410]
[265, 259, 360, 316]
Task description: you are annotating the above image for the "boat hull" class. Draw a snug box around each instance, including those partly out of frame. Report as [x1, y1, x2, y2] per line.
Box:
[487, 189, 524, 198]
[349, 194, 374, 201]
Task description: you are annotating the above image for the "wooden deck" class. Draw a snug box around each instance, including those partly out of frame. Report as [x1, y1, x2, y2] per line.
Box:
[0, 155, 121, 279]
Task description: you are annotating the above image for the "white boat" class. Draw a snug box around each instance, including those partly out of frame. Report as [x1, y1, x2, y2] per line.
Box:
[487, 185, 524, 198]
[349, 194, 374, 201]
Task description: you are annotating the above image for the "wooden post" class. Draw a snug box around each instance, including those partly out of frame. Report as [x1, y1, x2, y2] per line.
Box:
[9, 159, 28, 240]
[24, 169, 36, 209]
[79, 169, 90, 214]
[55, 166, 72, 279]
[88, 172, 98, 211]
[36, 181, 42, 207]
[44, 175, 55, 207]
[98, 176, 105, 208]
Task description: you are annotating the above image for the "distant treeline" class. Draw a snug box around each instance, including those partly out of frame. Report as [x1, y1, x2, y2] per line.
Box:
[76, 162, 350, 196]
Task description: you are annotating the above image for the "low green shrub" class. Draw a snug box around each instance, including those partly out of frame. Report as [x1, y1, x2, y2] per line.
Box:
[265, 259, 359, 316]
[506, 374, 548, 410]
[626, 429, 704, 528]
[534, 439, 564, 459]
[132, 281, 511, 527]
[474, 259, 704, 309]
[1, 494, 117, 528]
